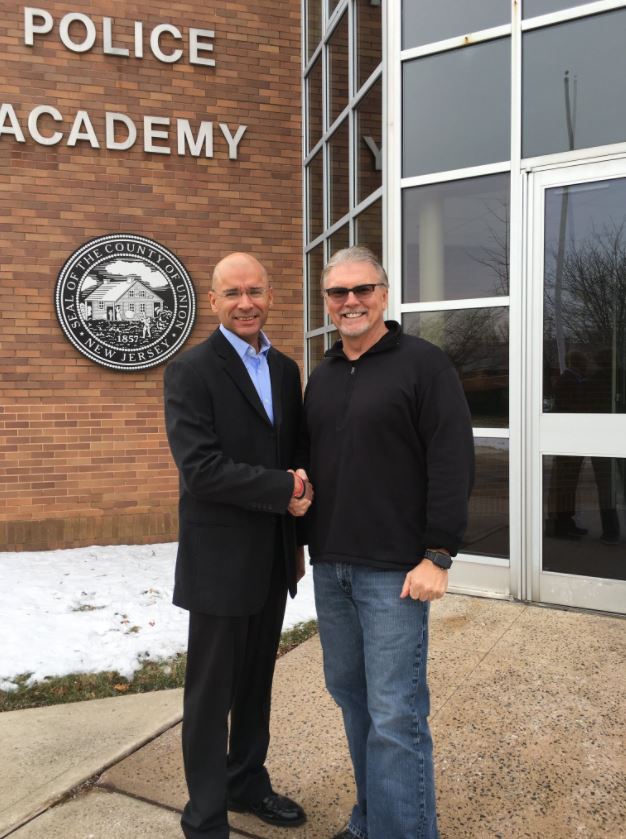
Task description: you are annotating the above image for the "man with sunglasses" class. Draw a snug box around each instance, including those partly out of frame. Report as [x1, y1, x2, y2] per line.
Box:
[164, 252, 310, 839]
[303, 247, 474, 839]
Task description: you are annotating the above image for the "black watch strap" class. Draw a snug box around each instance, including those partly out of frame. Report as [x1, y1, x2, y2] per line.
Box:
[423, 549, 453, 570]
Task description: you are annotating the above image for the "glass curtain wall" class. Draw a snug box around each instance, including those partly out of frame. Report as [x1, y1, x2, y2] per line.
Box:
[400, 2, 512, 565]
[303, 0, 382, 371]
[397, 0, 626, 575]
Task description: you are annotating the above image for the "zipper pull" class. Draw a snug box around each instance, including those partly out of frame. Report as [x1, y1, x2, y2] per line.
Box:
[350, 366, 355, 375]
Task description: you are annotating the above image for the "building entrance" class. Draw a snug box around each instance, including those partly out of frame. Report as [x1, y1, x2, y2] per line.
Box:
[528, 160, 626, 613]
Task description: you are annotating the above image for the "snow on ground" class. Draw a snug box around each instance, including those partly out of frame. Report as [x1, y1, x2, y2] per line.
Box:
[0, 543, 316, 692]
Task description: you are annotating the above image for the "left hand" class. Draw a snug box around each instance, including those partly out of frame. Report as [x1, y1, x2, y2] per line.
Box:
[400, 559, 448, 601]
[296, 545, 305, 582]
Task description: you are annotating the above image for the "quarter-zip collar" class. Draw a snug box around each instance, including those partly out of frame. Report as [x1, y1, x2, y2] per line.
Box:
[325, 320, 402, 361]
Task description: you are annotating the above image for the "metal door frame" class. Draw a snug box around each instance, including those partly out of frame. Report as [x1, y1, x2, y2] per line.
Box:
[526, 157, 626, 613]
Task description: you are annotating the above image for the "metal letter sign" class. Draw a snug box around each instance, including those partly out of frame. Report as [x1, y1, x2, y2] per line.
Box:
[55, 234, 196, 371]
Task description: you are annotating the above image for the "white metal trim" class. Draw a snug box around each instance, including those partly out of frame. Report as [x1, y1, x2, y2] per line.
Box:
[541, 416, 626, 457]
[304, 186, 383, 257]
[305, 324, 332, 340]
[455, 553, 510, 568]
[385, 0, 402, 322]
[474, 428, 510, 439]
[448, 560, 511, 598]
[528, 159, 626, 611]
[400, 24, 512, 61]
[539, 572, 626, 614]
[528, 165, 544, 602]
[400, 297, 510, 313]
[521, 0, 626, 30]
[522, 143, 626, 172]
[401, 162, 511, 190]
[326, 0, 349, 37]
[508, 0, 524, 601]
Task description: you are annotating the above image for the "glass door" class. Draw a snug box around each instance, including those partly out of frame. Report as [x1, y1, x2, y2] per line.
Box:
[529, 160, 626, 613]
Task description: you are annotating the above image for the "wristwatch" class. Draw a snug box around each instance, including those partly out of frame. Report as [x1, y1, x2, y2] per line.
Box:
[423, 549, 453, 570]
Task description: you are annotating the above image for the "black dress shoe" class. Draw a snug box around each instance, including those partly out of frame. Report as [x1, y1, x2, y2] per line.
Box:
[228, 792, 306, 827]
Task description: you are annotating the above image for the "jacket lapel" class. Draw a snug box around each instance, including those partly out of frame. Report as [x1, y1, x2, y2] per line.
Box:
[211, 329, 272, 426]
[268, 347, 284, 429]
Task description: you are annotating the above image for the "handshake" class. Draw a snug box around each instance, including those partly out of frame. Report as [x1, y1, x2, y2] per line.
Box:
[287, 468, 314, 517]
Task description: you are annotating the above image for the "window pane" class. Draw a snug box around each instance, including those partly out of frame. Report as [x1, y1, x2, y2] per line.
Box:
[307, 58, 323, 153]
[403, 174, 510, 303]
[523, 11, 626, 158]
[329, 119, 350, 225]
[403, 39, 511, 177]
[328, 328, 340, 346]
[329, 223, 350, 256]
[307, 244, 325, 330]
[524, 1, 588, 18]
[307, 0, 322, 59]
[308, 151, 324, 242]
[403, 308, 509, 427]
[402, 0, 510, 50]
[328, 0, 340, 15]
[355, 198, 382, 262]
[356, 79, 382, 205]
[543, 179, 626, 414]
[543, 456, 626, 578]
[462, 438, 509, 559]
[357, 0, 382, 89]
[308, 334, 326, 372]
[328, 12, 349, 126]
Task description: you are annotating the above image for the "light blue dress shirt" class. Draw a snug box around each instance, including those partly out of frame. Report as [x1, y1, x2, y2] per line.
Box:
[219, 324, 274, 424]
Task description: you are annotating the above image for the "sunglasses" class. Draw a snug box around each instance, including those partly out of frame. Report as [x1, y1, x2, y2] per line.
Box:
[323, 282, 387, 302]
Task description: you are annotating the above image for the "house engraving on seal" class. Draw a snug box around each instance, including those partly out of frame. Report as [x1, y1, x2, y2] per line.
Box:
[55, 234, 196, 371]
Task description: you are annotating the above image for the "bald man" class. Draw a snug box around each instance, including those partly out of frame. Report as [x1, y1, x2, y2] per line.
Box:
[164, 253, 310, 838]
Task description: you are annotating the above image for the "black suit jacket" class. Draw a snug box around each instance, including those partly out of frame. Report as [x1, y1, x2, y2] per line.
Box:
[164, 328, 303, 616]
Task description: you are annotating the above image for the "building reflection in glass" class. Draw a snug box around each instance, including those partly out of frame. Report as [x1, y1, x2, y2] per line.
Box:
[329, 119, 350, 225]
[461, 438, 509, 559]
[403, 308, 509, 427]
[356, 0, 381, 88]
[403, 174, 510, 302]
[355, 198, 382, 261]
[356, 79, 382, 204]
[543, 179, 626, 415]
[328, 11, 349, 125]
[308, 333, 325, 373]
[307, 244, 324, 331]
[543, 456, 626, 580]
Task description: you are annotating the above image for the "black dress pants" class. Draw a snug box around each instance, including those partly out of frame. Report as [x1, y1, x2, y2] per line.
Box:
[180, 553, 288, 839]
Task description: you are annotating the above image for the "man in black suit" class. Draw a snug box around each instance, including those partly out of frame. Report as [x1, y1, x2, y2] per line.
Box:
[164, 252, 311, 839]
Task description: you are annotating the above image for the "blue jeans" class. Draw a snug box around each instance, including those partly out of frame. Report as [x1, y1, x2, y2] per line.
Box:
[313, 562, 438, 839]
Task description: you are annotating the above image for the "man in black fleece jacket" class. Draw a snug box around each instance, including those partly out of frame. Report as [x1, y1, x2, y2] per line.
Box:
[303, 247, 474, 839]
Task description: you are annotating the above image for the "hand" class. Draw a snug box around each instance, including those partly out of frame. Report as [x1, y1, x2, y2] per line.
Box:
[287, 469, 314, 517]
[295, 545, 306, 582]
[400, 559, 448, 602]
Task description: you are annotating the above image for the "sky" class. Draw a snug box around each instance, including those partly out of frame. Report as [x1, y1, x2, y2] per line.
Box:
[0, 543, 316, 693]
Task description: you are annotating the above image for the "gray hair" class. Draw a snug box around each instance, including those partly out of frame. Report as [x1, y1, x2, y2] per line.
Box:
[321, 246, 388, 289]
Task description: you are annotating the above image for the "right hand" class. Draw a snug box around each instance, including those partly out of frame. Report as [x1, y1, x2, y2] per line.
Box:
[287, 468, 313, 516]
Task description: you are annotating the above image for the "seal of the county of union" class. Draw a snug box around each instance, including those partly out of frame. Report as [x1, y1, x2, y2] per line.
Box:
[55, 234, 196, 371]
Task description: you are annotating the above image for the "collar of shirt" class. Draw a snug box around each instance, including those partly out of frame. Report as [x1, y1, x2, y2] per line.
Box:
[219, 323, 272, 360]
[219, 324, 274, 423]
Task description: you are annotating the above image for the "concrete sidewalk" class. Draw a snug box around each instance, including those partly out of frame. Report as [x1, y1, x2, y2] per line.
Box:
[1, 594, 625, 838]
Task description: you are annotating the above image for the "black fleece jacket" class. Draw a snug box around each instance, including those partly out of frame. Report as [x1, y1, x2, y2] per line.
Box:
[303, 322, 474, 569]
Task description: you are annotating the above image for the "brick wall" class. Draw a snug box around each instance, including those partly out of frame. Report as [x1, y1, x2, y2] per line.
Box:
[0, 1, 303, 551]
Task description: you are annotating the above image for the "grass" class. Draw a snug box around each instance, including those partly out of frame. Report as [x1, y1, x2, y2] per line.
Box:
[0, 620, 318, 713]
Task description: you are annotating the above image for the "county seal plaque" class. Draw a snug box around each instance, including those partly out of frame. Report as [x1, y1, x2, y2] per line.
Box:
[55, 234, 196, 371]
